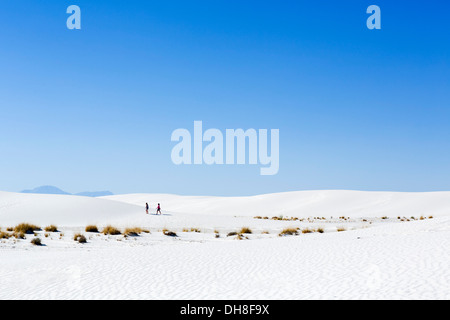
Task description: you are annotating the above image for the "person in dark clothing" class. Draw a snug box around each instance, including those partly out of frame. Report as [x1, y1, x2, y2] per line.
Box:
[146, 203, 149, 214]
[156, 203, 161, 215]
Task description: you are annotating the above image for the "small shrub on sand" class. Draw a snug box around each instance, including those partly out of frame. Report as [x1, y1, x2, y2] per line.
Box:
[240, 227, 252, 234]
[302, 228, 313, 234]
[316, 228, 325, 234]
[85, 225, 99, 233]
[13, 231, 25, 239]
[124, 227, 143, 237]
[262, 230, 270, 235]
[0, 232, 11, 239]
[429, 216, 434, 219]
[6, 227, 13, 232]
[44, 225, 58, 232]
[254, 216, 262, 219]
[227, 231, 238, 237]
[14, 223, 41, 234]
[163, 229, 177, 237]
[279, 228, 299, 237]
[31, 238, 42, 246]
[74, 234, 87, 243]
[102, 226, 121, 235]
[234, 234, 249, 240]
[337, 227, 346, 232]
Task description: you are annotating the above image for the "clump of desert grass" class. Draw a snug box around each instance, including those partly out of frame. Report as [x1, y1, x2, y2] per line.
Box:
[85, 225, 99, 233]
[102, 225, 121, 235]
[14, 223, 41, 234]
[13, 231, 26, 239]
[235, 234, 249, 240]
[0, 231, 11, 239]
[30, 238, 42, 246]
[239, 227, 252, 234]
[279, 228, 299, 237]
[337, 227, 347, 232]
[262, 230, 270, 234]
[162, 229, 177, 237]
[227, 231, 238, 237]
[301, 228, 314, 234]
[44, 225, 58, 232]
[74, 233, 87, 243]
[316, 227, 325, 234]
[124, 227, 143, 237]
[183, 227, 201, 233]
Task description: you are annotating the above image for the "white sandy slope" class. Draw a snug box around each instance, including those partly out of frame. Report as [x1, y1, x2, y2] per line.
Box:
[0, 191, 142, 227]
[103, 190, 450, 219]
[1, 190, 449, 300]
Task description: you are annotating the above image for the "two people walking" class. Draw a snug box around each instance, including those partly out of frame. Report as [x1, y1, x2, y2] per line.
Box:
[146, 202, 162, 215]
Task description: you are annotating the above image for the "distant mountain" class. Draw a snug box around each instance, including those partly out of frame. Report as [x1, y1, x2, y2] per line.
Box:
[21, 186, 113, 197]
[21, 186, 70, 195]
[75, 191, 114, 197]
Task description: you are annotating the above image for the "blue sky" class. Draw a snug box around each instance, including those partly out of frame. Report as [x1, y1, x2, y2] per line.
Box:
[0, 0, 449, 196]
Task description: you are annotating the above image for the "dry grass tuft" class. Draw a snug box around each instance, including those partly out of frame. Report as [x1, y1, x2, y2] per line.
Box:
[85, 225, 99, 233]
[102, 226, 121, 235]
[227, 231, 238, 237]
[44, 225, 58, 232]
[279, 228, 299, 237]
[124, 227, 143, 237]
[337, 227, 347, 232]
[0, 231, 11, 239]
[31, 238, 42, 246]
[302, 228, 313, 234]
[239, 227, 252, 234]
[74, 233, 87, 243]
[14, 223, 41, 234]
[163, 229, 177, 237]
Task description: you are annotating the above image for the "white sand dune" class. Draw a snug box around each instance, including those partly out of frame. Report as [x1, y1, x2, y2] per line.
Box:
[103, 190, 450, 218]
[1, 190, 449, 300]
[0, 191, 142, 227]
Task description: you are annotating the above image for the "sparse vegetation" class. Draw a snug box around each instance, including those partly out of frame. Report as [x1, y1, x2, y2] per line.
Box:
[163, 229, 177, 237]
[337, 227, 346, 232]
[13, 231, 25, 239]
[239, 227, 252, 234]
[31, 238, 42, 246]
[316, 228, 324, 234]
[279, 228, 299, 237]
[124, 227, 143, 237]
[14, 223, 41, 234]
[102, 226, 121, 235]
[44, 225, 58, 232]
[85, 225, 99, 233]
[227, 231, 238, 237]
[74, 233, 87, 243]
[302, 228, 313, 234]
[0, 231, 11, 239]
